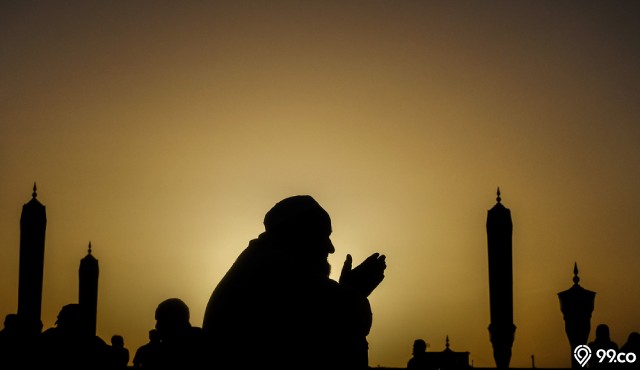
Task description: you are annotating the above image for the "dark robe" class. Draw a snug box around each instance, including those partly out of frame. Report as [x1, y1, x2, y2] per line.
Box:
[202, 233, 372, 369]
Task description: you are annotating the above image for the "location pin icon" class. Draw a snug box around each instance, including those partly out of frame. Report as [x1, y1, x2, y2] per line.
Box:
[574, 345, 592, 367]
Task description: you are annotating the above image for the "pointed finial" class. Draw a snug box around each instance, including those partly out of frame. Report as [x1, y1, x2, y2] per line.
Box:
[446, 335, 450, 349]
[32, 182, 37, 198]
[573, 262, 580, 285]
[88, 241, 92, 255]
[496, 187, 501, 203]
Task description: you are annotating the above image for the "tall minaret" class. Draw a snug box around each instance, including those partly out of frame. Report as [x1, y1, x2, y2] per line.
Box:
[17, 182, 47, 335]
[558, 263, 596, 368]
[79, 241, 99, 337]
[486, 187, 516, 368]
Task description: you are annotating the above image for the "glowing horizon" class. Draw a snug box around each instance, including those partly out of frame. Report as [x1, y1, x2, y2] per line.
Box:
[1, 2, 639, 368]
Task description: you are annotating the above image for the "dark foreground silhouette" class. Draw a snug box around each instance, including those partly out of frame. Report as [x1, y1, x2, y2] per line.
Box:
[132, 329, 161, 368]
[202, 195, 387, 369]
[3, 191, 638, 369]
[407, 339, 430, 369]
[36, 303, 112, 369]
[153, 297, 205, 368]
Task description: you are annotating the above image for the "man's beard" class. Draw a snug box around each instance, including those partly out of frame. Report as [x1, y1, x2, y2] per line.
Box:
[321, 259, 331, 277]
[309, 256, 331, 277]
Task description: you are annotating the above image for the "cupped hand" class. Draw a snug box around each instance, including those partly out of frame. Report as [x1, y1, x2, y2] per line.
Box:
[339, 252, 386, 297]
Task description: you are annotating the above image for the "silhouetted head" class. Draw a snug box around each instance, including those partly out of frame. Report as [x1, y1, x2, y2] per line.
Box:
[413, 339, 427, 355]
[55, 304, 83, 333]
[595, 324, 611, 340]
[626, 332, 640, 345]
[111, 334, 125, 348]
[148, 328, 161, 343]
[155, 298, 191, 338]
[3, 313, 19, 331]
[263, 195, 335, 275]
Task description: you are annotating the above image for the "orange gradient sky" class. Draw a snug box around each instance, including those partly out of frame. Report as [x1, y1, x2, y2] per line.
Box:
[1, 2, 639, 368]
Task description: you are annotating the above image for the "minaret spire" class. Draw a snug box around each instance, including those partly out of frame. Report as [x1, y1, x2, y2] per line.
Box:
[486, 187, 515, 368]
[558, 262, 596, 368]
[79, 241, 99, 337]
[18, 182, 47, 335]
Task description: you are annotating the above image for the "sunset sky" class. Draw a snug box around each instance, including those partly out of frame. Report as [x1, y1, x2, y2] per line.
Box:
[1, 1, 639, 368]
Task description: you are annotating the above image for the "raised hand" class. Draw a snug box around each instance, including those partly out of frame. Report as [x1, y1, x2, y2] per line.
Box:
[339, 252, 386, 297]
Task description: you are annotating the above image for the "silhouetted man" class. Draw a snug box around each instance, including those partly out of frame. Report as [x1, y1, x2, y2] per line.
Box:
[37, 303, 111, 369]
[153, 298, 205, 369]
[588, 324, 619, 368]
[620, 332, 640, 369]
[202, 195, 387, 369]
[108, 334, 130, 369]
[0, 314, 30, 369]
[132, 329, 162, 368]
[407, 339, 431, 369]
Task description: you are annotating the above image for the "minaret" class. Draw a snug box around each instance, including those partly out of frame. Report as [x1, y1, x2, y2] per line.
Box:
[486, 187, 516, 368]
[558, 263, 596, 368]
[79, 241, 99, 337]
[17, 182, 47, 335]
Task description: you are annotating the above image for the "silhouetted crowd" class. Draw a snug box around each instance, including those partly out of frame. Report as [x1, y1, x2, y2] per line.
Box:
[0, 195, 386, 369]
[1, 195, 637, 369]
[0, 305, 130, 369]
[584, 324, 640, 369]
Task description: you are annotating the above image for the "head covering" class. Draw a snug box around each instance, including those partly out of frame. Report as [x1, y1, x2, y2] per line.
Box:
[56, 304, 81, 327]
[155, 298, 191, 330]
[263, 195, 331, 235]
